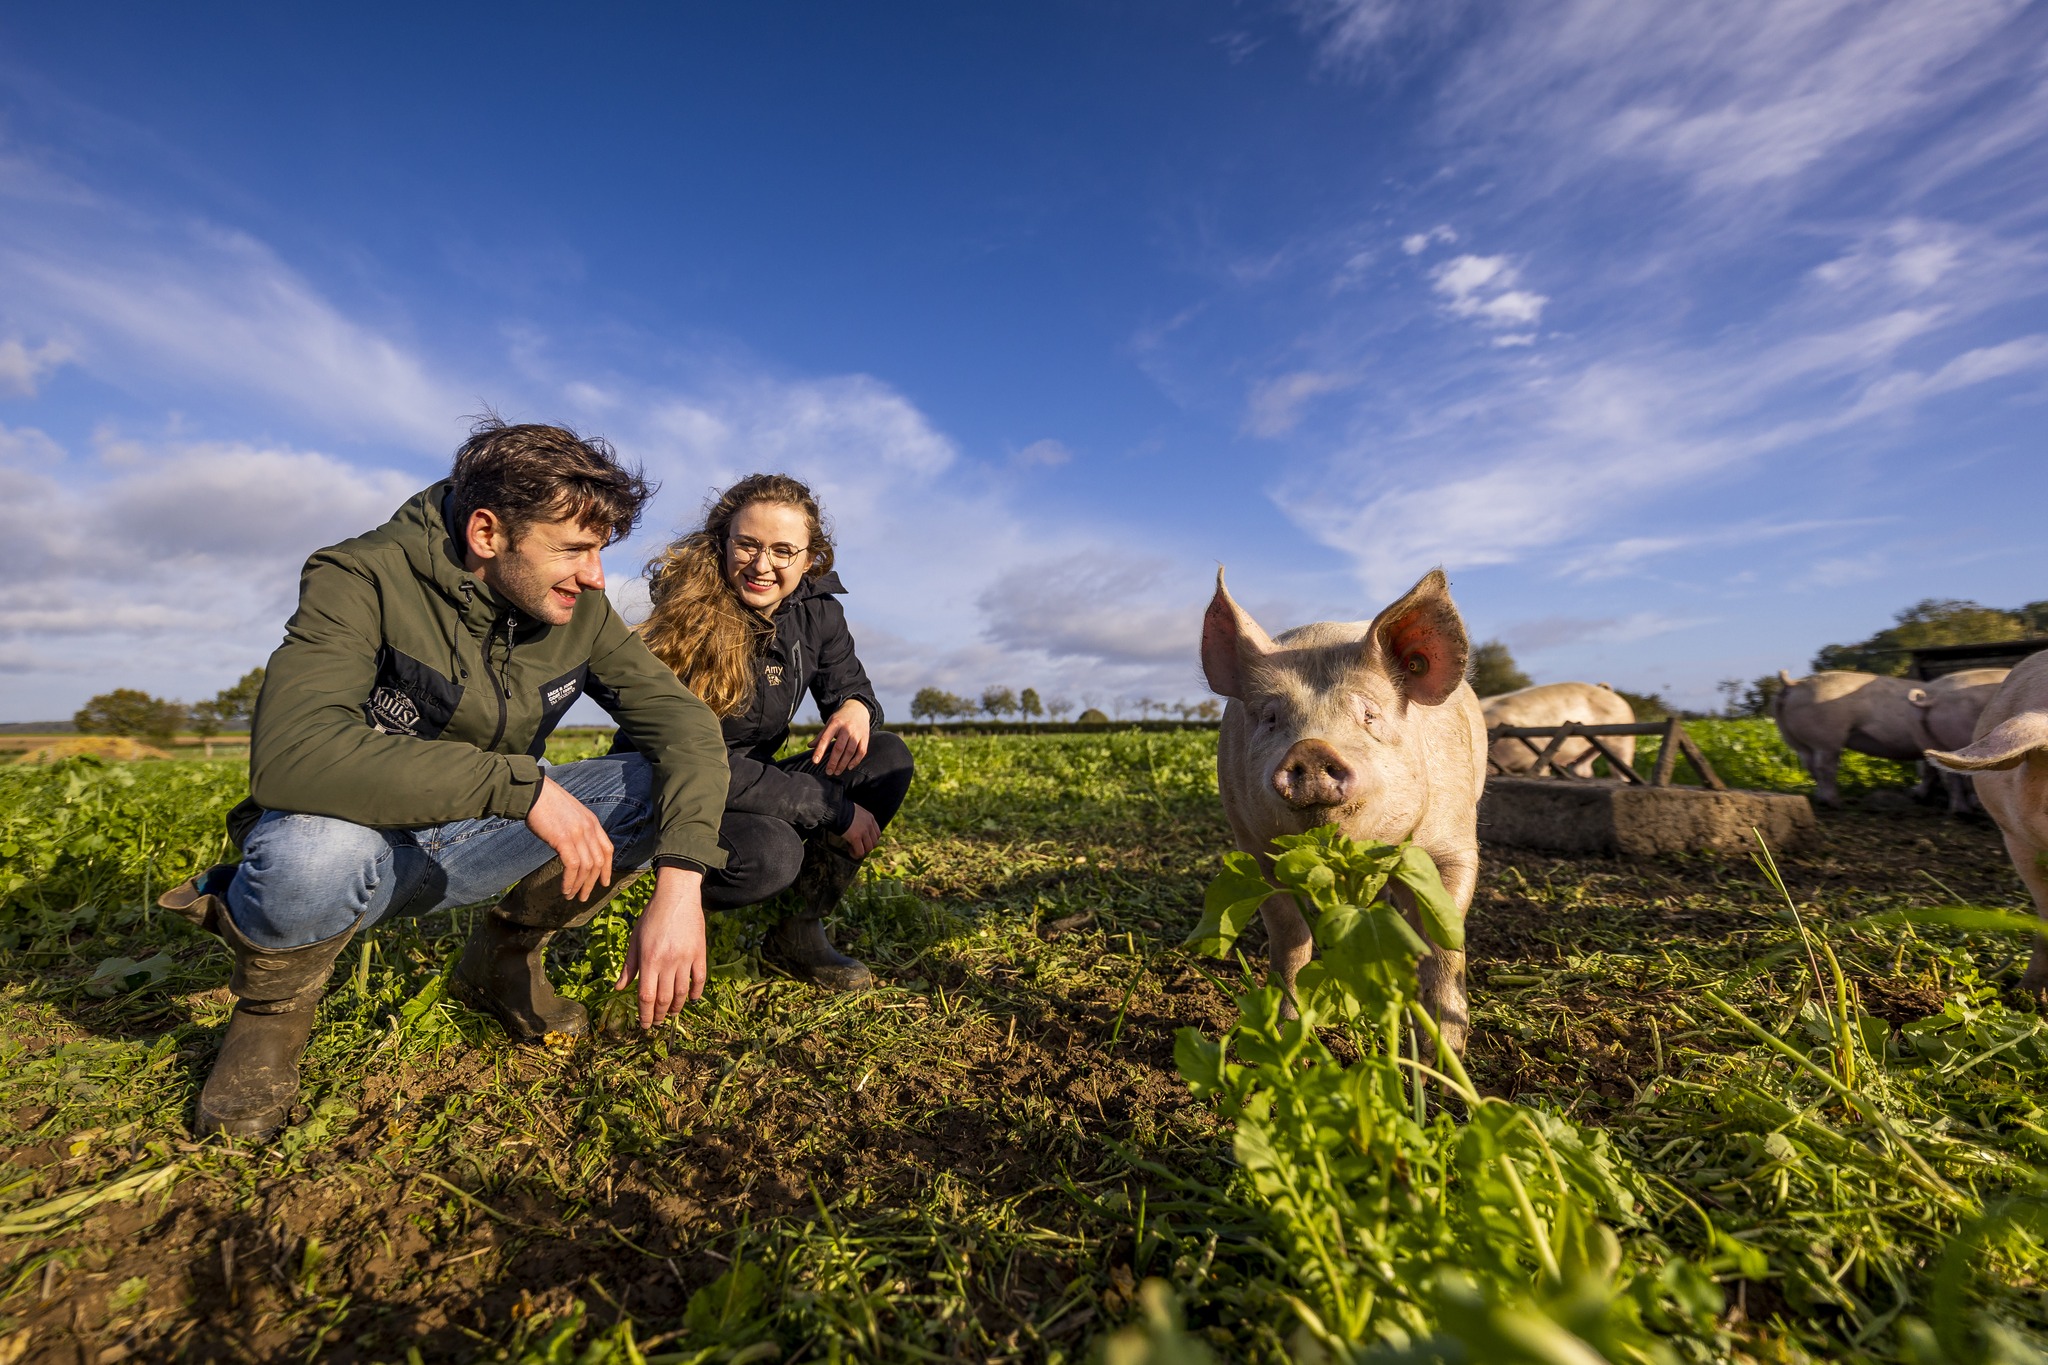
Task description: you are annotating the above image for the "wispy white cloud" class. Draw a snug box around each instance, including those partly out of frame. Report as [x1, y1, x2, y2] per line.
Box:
[1246, 369, 1356, 436]
[0, 337, 72, 397]
[1503, 611, 1714, 652]
[1430, 253, 1548, 328]
[1402, 225, 1458, 255]
[1806, 553, 1889, 588]
[0, 146, 466, 448]
[1012, 438, 1073, 467]
[1556, 517, 1894, 581]
[1845, 334, 2048, 419]
[1289, 0, 1467, 70]
[1428, 0, 2041, 196]
[977, 557, 1202, 666]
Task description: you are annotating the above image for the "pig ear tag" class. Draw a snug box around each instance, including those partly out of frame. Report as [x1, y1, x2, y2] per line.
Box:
[1405, 653, 1428, 676]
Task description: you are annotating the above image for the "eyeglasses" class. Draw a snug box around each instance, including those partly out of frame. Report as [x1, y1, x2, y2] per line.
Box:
[728, 535, 808, 569]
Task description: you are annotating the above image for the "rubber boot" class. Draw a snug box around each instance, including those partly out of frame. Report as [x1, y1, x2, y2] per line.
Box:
[196, 912, 354, 1140]
[766, 832, 873, 990]
[451, 858, 640, 1041]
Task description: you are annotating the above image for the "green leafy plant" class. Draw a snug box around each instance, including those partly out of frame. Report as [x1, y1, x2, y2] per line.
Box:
[1178, 826, 1712, 1362]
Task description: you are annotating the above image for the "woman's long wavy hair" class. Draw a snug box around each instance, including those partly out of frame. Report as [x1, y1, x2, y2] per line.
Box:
[640, 474, 835, 718]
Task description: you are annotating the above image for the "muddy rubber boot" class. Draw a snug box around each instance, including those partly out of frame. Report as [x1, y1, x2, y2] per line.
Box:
[766, 832, 873, 990]
[451, 858, 640, 1042]
[196, 914, 354, 1141]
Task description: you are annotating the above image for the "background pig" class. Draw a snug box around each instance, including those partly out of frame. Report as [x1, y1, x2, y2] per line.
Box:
[1771, 669, 1928, 807]
[1201, 567, 1487, 1053]
[1928, 654, 2048, 992]
[1481, 681, 1637, 778]
[1909, 667, 2010, 816]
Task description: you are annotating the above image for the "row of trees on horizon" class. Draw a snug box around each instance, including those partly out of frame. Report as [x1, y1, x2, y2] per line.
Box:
[905, 685, 1223, 724]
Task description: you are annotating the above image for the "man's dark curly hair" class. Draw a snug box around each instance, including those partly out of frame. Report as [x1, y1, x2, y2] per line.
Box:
[448, 415, 655, 548]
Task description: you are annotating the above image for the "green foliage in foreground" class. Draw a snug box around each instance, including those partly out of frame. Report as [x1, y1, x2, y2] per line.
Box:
[1155, 824, 2048, 1363]
[1177, 829, 1719, 1362]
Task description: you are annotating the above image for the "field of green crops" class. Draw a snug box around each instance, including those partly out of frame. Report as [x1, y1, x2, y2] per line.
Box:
[3, 723, 2046, 1364]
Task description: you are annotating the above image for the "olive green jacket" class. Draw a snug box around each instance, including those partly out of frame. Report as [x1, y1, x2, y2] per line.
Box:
[230, 482, 729, 870]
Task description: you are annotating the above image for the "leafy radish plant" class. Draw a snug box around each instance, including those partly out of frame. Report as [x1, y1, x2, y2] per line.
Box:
[1177, 827, 1722, 1362]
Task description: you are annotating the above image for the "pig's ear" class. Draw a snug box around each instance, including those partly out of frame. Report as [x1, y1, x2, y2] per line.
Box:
[1929, 713, 2048, 772]
[1201, 567, 1274, 699]
[1368, 568, 1469, 707]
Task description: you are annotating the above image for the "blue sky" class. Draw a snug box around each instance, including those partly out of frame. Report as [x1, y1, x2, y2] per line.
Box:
[2, 0, 2043, 723]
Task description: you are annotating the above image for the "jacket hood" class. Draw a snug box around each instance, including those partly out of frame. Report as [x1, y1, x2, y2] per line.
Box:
[365, 481, 533, 633]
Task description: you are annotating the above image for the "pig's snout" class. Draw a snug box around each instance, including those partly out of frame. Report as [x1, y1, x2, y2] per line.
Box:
[1273, 739, 1356, 809]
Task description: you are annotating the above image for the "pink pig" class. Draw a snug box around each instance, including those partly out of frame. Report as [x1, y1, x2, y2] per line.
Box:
[1200, 567, 1488, 1052]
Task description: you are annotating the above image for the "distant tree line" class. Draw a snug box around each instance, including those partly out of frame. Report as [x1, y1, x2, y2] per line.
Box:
[1810, 597, 2048, 676]
[73, 669, 265, 752]
[906, 686, 1221, 724]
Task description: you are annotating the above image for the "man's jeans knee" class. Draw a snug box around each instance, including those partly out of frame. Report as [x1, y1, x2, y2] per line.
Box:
[227, 752, 659, 950]
[229, 815, 396, 948]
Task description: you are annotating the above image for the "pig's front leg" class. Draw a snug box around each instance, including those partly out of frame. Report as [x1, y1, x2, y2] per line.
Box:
[1417, 845, 1478, 1058]
[1260, 892, 1314, 1018]
[1805, 745, 1843, 809]
[2005, 831, 2048, 995]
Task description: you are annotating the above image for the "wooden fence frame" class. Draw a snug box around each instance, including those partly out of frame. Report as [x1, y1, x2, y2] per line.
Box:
[1485, 718, 1726, 791]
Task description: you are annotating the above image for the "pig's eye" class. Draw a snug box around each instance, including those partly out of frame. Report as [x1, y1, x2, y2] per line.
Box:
[1257, 701, 1281, 730]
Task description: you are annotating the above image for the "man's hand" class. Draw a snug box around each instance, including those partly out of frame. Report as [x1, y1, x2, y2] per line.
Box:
[526, 776, 613, 901]
[842, 802, 882, 859]
[811, 700, 872, 777]
[615, 866, 708, 1027]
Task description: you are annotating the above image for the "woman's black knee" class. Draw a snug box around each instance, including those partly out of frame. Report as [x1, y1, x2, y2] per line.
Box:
[703, 813, 807, 911]
[848, 731, 915, 827]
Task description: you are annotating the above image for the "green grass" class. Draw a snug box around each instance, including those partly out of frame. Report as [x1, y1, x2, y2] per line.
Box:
[0, 730, 2041, 1363]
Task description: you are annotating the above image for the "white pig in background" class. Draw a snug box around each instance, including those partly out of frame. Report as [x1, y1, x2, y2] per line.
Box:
[1909, 667, 2010, 816]
[1201, 567, 1487, 1053]
[1928, 654, 2048, 992]
[1771, 670, 1929, 807]
[1481, 681, 1638, 778]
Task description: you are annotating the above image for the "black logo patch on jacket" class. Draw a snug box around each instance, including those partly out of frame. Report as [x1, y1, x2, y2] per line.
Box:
[529, 665, 591, 756]
[362, 646, 463, 739]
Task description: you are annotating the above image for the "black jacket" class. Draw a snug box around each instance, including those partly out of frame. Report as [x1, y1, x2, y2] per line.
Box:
[621, 571, 882, 833]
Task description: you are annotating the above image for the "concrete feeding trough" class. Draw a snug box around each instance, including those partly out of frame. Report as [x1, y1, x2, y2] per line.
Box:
[1478, 718, 1815, 856]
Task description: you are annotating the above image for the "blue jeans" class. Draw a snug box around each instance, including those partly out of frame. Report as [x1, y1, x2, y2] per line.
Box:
[226, 754, 657, 949]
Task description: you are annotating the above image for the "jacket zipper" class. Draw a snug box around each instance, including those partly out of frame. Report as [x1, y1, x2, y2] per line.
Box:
[483, 613, 511, 751]
[787, 640, 804, 727]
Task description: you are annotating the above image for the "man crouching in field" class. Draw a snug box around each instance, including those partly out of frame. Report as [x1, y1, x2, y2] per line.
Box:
[159, 419, 729, 1140]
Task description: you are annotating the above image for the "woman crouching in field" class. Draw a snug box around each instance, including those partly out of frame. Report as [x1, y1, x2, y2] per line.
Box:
[629, 474, 914, 988]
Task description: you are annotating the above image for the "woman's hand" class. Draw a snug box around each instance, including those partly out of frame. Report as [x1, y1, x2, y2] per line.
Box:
[842, 802, 882, 858]
[812, 700, 872, 776]
[615, 866, 707, 1027]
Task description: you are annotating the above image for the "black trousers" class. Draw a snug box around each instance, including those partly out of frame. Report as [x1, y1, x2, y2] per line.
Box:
[702, 731, 916, 912]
